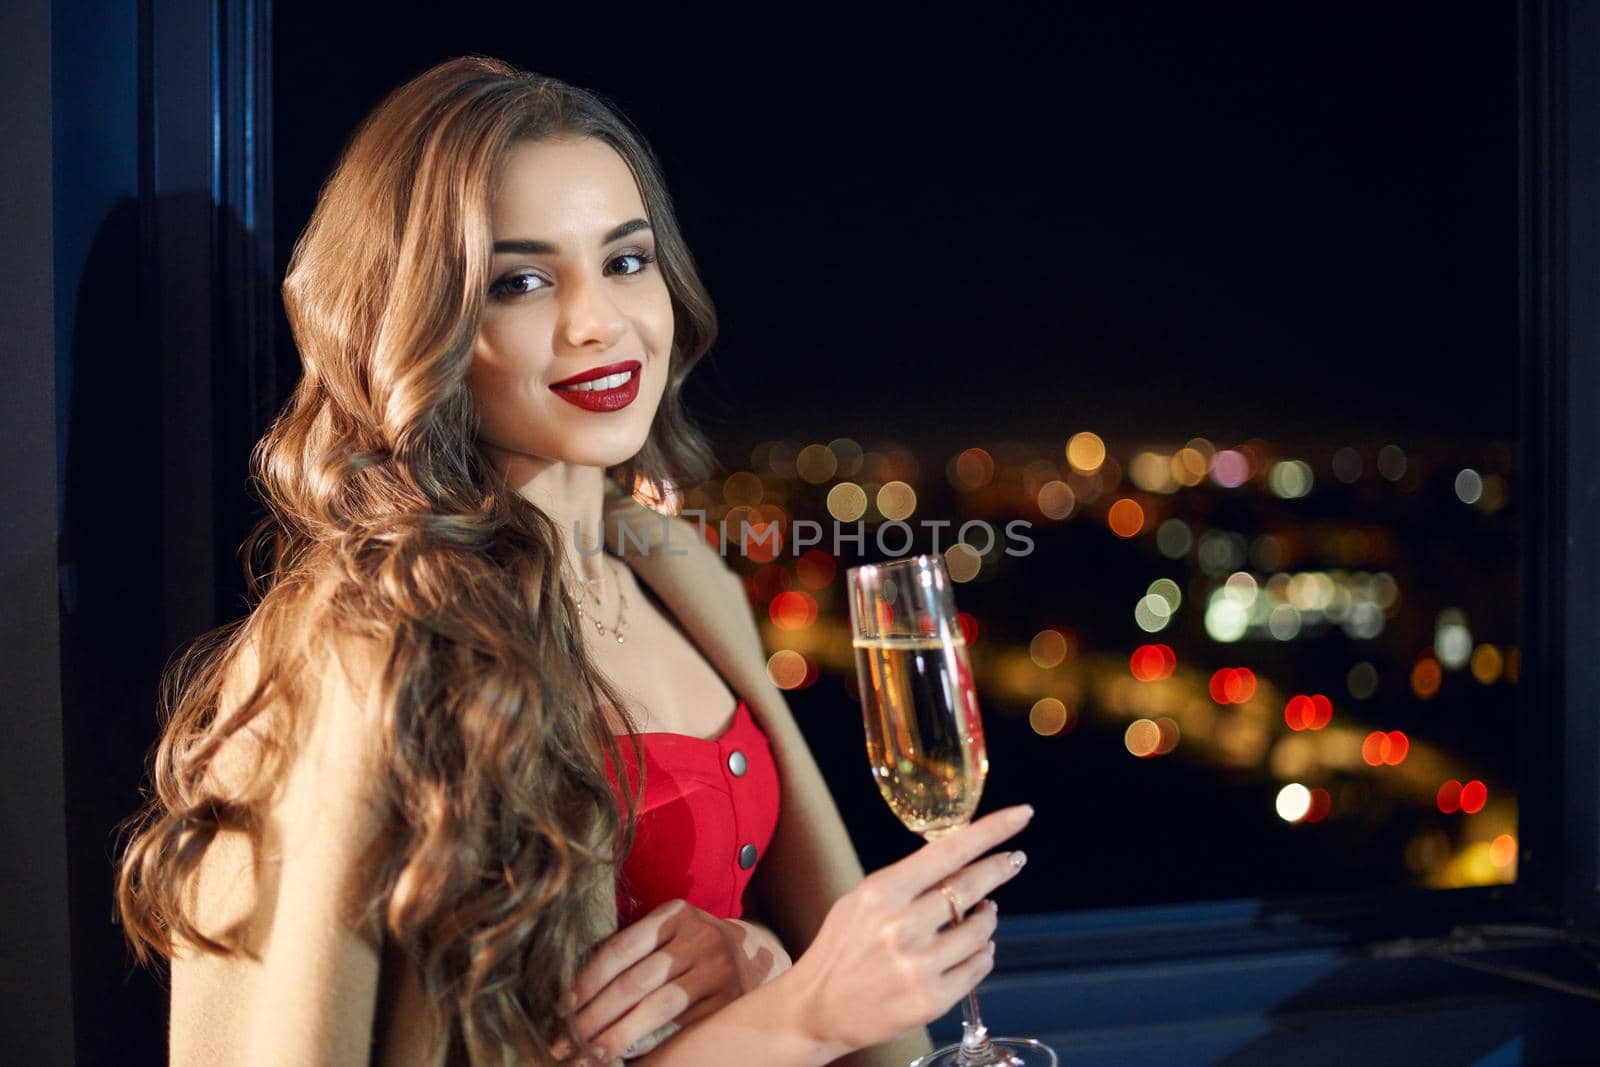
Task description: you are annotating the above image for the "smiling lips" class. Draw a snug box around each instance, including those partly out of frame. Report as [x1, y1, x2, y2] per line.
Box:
[549, 359, 642, 412]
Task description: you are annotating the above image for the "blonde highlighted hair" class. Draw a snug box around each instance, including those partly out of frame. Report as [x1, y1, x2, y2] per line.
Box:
[116, 55, 718, 1063]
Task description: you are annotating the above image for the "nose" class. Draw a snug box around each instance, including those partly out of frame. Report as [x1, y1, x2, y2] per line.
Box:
[557, 273, 627, 352]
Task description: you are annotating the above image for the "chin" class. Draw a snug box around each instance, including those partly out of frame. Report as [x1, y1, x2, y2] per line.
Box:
[568, 435, 652, 470]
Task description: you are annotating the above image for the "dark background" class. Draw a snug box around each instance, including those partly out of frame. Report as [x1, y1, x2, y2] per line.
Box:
[274, 4, 1514, 448]
[272, 1, 1517, 913]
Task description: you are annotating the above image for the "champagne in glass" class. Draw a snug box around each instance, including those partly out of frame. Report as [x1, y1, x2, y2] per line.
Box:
[853, 629, 988, 838]
[847, 554, 1056, 1067]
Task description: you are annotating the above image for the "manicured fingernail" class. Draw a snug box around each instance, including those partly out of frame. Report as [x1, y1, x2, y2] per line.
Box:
[988, 899, 1000, 914]
[986, 940, 997, 954]
[551, 1038, 571, 1059]
[1010, 850, 1028, 870]
[1013, 804, 1035, 824]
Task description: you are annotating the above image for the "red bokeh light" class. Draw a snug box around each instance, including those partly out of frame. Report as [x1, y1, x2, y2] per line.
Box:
[1460, 780, 1488, 814]
[1437, 779, 1463, 814]
[1131, 646, 1153, 681]
[957, 611, 980, 645]
[1285, 695, 1314, 731]
[1383, 730, 1409, 765]
[1304, 787, 1332, 823]
[1131, 644, 1176, 682]
[769, 590, 818, 630]
[1210, 667, 1257, 704]
[1308, 694, 1334, 730]
[794, 548, 837, 589]
[1362, 731, 1388, 766]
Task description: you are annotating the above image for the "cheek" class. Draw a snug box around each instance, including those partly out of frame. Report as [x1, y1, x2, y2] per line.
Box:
[465, 334, 536, 430]
[638, 280, 676, 353]
[464, 345, 505, 410]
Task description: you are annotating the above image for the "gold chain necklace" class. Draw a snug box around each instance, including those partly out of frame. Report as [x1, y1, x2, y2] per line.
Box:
[565, 563, 629, 644]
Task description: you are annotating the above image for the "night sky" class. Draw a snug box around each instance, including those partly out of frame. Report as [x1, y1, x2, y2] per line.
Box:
[274, 3, 1516, 450]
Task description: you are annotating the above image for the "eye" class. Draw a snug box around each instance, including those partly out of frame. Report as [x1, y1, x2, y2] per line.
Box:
[608, 249, 657, 277]
[489, 271, 547, 300]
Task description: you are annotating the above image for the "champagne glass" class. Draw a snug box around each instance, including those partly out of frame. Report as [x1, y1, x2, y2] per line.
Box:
[847, 554, 1057, 1067]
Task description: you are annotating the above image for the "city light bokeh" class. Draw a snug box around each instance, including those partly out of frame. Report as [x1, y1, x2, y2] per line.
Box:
[641, 429, 1519, 901]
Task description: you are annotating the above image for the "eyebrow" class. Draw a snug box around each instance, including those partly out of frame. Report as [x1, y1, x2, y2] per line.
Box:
[492, 217, 652, 255]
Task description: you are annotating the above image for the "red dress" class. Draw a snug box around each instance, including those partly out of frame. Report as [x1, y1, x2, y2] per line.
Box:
[607, 697, 782, 925]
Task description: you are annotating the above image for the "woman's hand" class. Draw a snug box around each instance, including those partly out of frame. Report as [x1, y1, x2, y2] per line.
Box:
[776, 804, 1034, 1057]
[552, 898, 792, 1060]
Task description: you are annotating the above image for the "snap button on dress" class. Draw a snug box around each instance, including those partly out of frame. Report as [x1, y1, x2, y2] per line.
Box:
[728, 749, 748, 777]
[607, 698, 780, 926]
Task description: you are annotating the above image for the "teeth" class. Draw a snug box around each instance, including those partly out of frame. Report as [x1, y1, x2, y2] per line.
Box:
[558, 370, 634, 392]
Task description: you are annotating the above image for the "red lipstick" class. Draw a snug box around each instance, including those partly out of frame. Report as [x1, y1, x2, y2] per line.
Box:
[549, 359, 642, 413]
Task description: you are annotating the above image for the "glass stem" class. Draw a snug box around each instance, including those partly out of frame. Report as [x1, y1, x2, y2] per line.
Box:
[955, 987, 997, 1065]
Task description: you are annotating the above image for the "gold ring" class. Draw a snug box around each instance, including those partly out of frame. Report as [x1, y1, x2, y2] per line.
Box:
[939, 883, 966, 925]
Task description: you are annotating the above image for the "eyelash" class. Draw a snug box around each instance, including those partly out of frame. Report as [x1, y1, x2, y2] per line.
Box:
[488, 250, 658, 301]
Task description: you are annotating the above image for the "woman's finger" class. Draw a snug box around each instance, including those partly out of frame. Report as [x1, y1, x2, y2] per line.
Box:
[908, 848, 1027, 937]
[936, 936, 997, 1005]
[570, 899, 686, 1011]
[572, 944, 695, 1040]
[926, 899, 999, 970]
[586, 973, 704, 1063]
[877, 805, 1033, 899]
[670, 982, 738, 1029]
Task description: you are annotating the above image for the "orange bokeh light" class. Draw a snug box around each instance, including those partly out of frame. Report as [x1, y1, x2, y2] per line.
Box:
[955, 447, 996, 489]
[1125, 719, 1161, 757]
[1411, 656, 1443, 699]
[1362, 731, 1387, 766]
[1491, 834, 1517, 867]
[769, 590, 818, 630]
[766, 649, 809, 690]
[1030, 627, 1076, 668]
[1107, 498, 1146, 538]
[1383, 730, 1409, 765]
[738, 510, 784, 563]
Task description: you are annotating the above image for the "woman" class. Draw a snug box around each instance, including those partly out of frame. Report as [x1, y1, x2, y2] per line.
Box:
[115, 55, 1031, 1066]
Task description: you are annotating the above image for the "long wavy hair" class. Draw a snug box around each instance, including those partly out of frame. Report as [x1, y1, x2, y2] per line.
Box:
[115, 55, 719, 1064]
